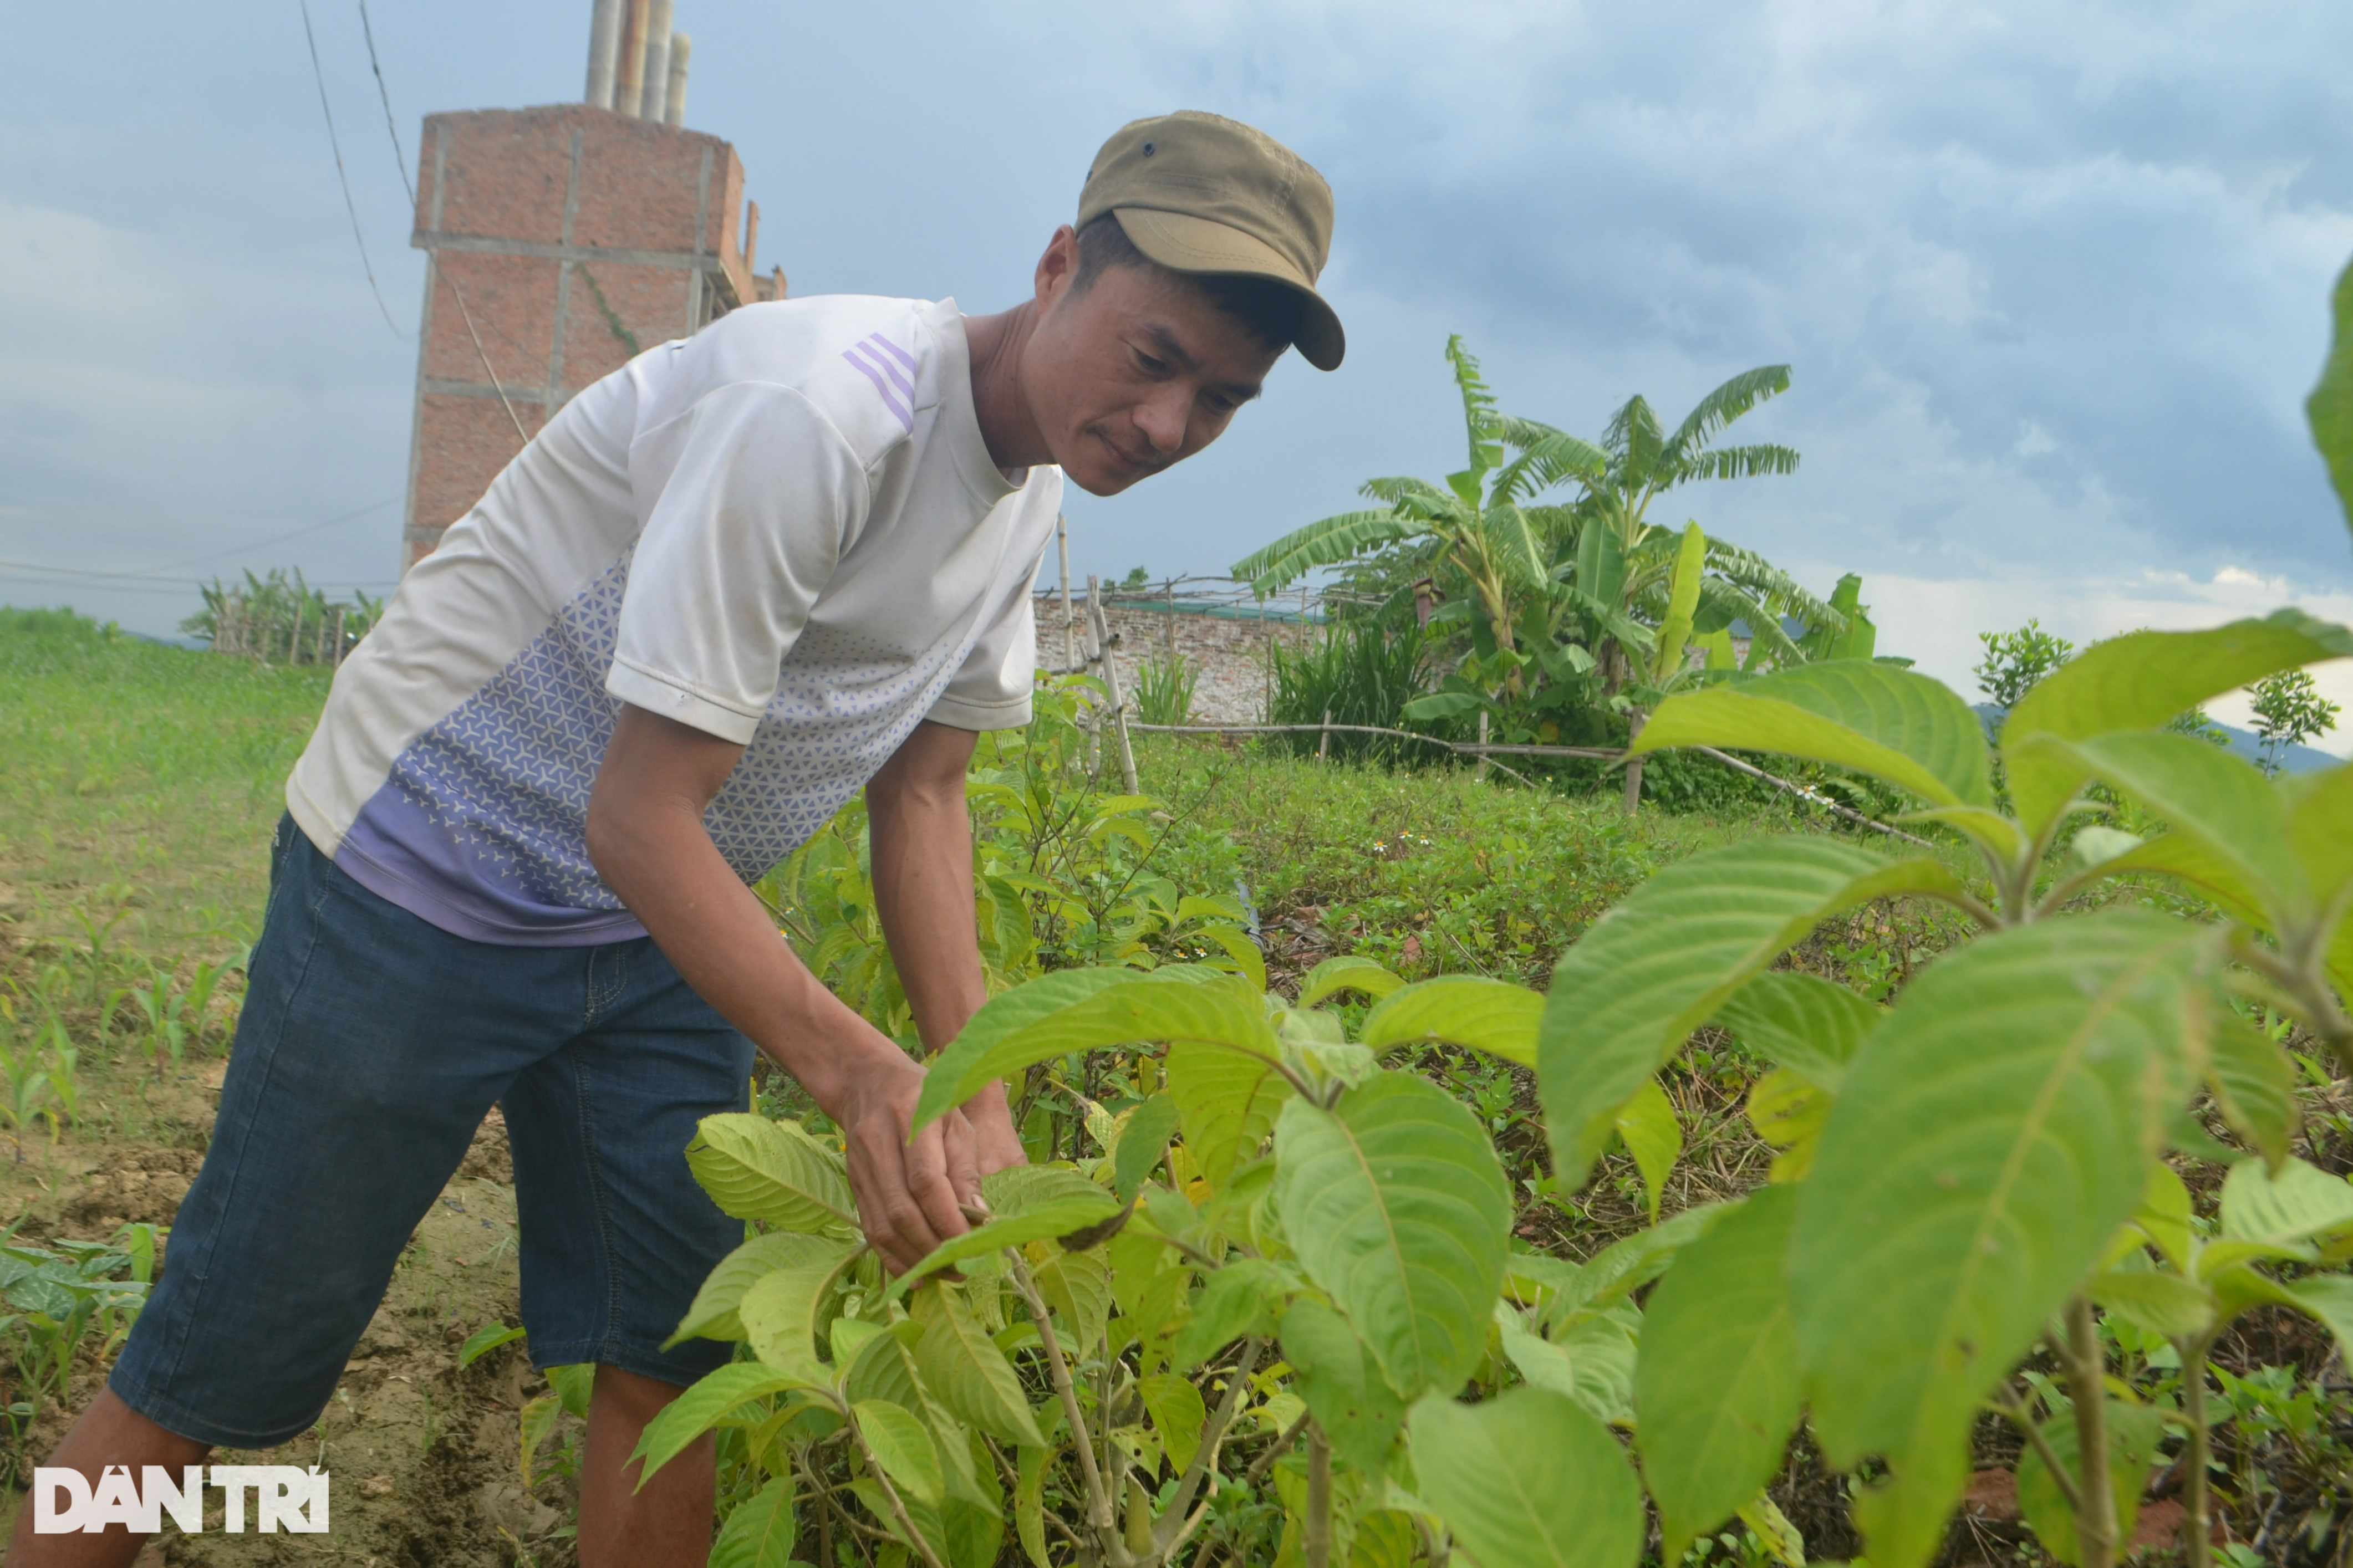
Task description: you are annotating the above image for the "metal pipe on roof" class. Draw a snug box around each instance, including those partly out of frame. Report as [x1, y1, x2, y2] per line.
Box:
[615, 0, 650, 115]
[638, 1, 674, 123]
[663, 33, 691, 126]
[584, 0, 622, 108]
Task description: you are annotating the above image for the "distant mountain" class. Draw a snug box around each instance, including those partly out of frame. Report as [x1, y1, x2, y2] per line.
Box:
[1971, 704, 2340, 774]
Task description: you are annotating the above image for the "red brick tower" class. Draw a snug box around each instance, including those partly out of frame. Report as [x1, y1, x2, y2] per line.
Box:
[398, 104, 780, 572]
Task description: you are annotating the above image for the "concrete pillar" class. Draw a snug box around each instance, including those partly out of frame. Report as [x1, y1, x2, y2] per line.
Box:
[639, 1, 675, 124]
[584, 0, 622, 108]
[664, 33, 691, 126]
[615, 0, 650, 115]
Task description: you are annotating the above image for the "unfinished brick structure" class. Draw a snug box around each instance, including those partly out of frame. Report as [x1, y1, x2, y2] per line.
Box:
[399, 104, 779, 570]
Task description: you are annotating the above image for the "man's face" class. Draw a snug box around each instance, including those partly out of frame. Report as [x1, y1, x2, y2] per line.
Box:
[1020, 243, 1286, 497]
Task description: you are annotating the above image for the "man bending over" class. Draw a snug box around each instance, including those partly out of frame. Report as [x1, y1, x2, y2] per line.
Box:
[15, 110, 1342, 1567]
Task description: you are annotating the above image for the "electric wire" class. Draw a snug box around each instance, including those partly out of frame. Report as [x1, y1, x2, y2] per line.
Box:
[299, 0, 409, 341]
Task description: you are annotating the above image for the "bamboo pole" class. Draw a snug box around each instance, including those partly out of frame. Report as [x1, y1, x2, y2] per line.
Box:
[1476, 709, 1489, 782]
[1057, 515, 1076, 674]
[333, 609, 347, 668]
[1087, 577, 1139, 795]
[1319, 708, 1332, 763]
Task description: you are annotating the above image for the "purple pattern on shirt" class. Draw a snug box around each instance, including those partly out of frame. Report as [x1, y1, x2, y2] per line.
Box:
[336, 548, 972, 946]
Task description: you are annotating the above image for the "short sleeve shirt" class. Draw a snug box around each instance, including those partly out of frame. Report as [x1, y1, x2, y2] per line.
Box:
[287, 295, 1062, 946]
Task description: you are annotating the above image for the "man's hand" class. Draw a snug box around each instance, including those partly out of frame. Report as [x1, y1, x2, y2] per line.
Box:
[834, 1054, 985, 1275]
[589, 708, 1027, 1274]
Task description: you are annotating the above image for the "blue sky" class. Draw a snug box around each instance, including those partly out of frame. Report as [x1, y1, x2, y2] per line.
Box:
[4, 1, 2351, 740]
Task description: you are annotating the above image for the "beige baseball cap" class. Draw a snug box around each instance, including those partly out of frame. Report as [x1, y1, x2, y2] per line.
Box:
[1078, 111, 1344, 371]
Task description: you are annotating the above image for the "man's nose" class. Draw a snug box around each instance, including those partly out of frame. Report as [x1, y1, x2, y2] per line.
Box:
[1133, 389, 1189, 457]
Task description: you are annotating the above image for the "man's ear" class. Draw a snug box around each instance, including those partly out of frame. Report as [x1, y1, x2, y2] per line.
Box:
[1034, 224, 1080, 308]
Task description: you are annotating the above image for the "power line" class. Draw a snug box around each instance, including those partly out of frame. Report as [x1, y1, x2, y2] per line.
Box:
[352, 0, 529, 447]
[299, 0, 409, 342]
[0, 494, 401, 585]
[358, 0, 417, 207]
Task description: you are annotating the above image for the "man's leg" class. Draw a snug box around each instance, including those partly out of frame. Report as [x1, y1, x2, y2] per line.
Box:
[4, 1392, 208, 1567]
[577, 1365, 715, 1568]
[22, 820, 567, 1562]
[500, 933, 759, 1567]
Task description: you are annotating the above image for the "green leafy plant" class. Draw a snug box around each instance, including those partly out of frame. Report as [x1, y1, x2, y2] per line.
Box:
[2250, 668, 2341, 775]
[1132, 655, 1199, 728]
[1973, 619, 2075, 723]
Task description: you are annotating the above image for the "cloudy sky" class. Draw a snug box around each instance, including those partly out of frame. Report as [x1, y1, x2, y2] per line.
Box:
[4, 1, 2351, 743]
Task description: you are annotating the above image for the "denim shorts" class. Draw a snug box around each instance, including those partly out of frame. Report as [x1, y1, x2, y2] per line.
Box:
[110, 816, 757, 1449]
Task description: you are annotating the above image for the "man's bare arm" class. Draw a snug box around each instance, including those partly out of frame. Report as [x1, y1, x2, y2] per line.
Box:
[867, 721, 1024, 1173]
[585, 702, 975, 1274]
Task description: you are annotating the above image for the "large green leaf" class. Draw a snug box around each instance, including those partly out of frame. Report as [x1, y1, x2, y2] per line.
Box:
[2218, 1155, 2353, 1247]
[911, 1281, 1047, 1447]
[685, 1115, 857, 1234]
[710, 1474, 798, 1568]
[2001, 612, 2353, 839]
[1793, 912, 2214, 1568]
[1409, 1387, 1644, 1568]
[2280, 1274, 2353, 1364]
[915, 971, 1278, 1132]
[1713, 971, 1879, 1093]
[1139, 1371, 1208, 1474]
[1032, 1246, 1113, 1352]
[913, 968, 1270, 1128]
[2030, 731, 2305, 927]
[2308, 253, 2353, 538]
[1276, 1073, 1512, 1400]
[2208, 1013, 2299, 1169]
[1541, 836, 1913, 1187]
[1633, 661, 1993, 808]
[736, 1238, 858, 1374]
[2284, 761, 2353, 913]
[1282, 1298, 1407, 1472]
[1634, 1186, 1804, 1564]
[1359, 977, 1544, 1066]
[1544, 1202, 1736, 1332]
[2015, 1401, 2166, 1568]
[631, 1363, 823, 1483]
[1168, 1037, 1293, 1187]
[1232, 507, 1419, 594]
[1169, 1256, 1293, 1372]
[666, 1232, 837, 1347]
[854, 1398, 945, 1510]
[1112, 1094, 1182, 1201]
[1297, 956, 1407, 1009]
[891, 1168, 1122, 1292]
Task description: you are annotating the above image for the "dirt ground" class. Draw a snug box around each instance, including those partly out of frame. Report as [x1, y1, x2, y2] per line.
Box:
[0, 1069, 582, 1567]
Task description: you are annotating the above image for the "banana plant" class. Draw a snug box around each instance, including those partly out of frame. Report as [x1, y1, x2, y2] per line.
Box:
[1233, 337, 1581, 671]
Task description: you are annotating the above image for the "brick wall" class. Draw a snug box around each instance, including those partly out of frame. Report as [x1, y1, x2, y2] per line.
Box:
[400, 103, 780, 570]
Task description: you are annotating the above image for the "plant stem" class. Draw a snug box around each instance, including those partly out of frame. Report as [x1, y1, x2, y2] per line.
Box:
[1992, 1384, 2085, 1520]
[846, 1411, 949, 1568]
[1303, 1423, 1332, 1568]
[2182, 1333, 2214, 1568]
[1007, 1252, 1119, 1539]
[1160, 1338, 1264, 1552]
[2064, 1296, 2119, 1568]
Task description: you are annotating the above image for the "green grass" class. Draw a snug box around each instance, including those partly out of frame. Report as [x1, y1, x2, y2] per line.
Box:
[0, 609, 324, 961]
[1129, 733, 1906, 987]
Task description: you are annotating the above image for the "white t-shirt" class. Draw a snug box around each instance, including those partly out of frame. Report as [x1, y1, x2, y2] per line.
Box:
[288, 295, 1062, 946]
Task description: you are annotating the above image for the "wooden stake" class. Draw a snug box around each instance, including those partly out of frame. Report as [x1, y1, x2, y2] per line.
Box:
[1057, 515, 1075, 674]
[1319, 708, 1332, 763]
[333, 609, 347, 668]
[1088, 577, 1139, 795]
[1476, 709, 1489, 782]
